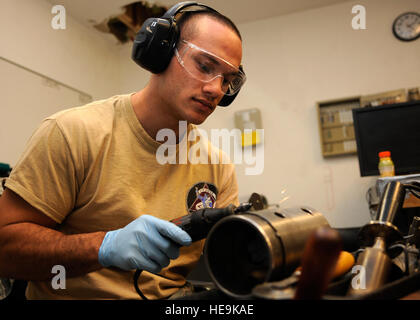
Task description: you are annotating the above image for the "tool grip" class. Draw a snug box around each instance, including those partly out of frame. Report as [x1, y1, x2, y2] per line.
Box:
[294, 227, 342, 300]
[170, 205, 236, 242]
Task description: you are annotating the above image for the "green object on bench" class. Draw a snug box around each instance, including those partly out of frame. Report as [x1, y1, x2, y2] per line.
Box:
[0, 163, 11, 177]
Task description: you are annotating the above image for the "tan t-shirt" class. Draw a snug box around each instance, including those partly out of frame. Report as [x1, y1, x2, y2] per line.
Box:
[5, 94, 239, 299]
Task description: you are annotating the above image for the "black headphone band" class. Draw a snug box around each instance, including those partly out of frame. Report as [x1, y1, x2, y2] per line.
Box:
[162, 1, 219, 42]
[161, 1, 219, 20]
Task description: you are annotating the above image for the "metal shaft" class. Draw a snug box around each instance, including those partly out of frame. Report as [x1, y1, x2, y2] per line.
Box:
[347, 237, 392, 296]
[375, 181, 405, 225]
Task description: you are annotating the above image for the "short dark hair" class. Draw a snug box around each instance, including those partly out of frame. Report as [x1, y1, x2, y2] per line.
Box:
[176, 9, 242, 42]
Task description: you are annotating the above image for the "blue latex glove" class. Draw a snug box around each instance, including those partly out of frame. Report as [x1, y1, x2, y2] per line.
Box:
[98, 215, 192, 273]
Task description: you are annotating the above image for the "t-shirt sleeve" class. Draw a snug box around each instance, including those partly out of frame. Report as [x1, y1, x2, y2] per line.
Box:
[5, 119, 77, 223]
[216, 163, 240, 208]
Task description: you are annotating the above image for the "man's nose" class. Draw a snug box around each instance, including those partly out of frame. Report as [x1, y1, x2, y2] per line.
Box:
[202, 76, 225, 98]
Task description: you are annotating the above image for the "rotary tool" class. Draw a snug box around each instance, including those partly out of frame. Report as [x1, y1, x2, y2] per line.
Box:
[133, 203, 252, 299]
[170, 203, 252, 241]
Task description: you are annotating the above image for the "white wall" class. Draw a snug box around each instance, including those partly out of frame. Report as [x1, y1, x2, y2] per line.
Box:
[0, 0, 131, 100]
[199, 0, 420, 227]
[0, 0, 150, 165]
[116, 44, 150, 95]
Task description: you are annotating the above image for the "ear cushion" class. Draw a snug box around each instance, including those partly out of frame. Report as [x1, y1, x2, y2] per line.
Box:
[132, 18, 178, 73]
[218, 90, 240, 107]
[132, 2, 215, 74]
[218, 66, 245, 106]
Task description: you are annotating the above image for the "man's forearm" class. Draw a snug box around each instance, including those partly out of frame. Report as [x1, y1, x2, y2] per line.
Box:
[0, 222, 106, 281]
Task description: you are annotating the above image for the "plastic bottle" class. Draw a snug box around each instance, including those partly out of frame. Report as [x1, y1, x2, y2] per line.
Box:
[378, 151, 395, 177]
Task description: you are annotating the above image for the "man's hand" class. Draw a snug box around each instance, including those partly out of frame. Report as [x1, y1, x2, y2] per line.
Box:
[98, 215, 192, 273]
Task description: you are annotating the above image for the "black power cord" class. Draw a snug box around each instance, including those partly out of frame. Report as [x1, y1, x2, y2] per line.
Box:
[133, 269, 149, 300]
[133, 269, 174, 300]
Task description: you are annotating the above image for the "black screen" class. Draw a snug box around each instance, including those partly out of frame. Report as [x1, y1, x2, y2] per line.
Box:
[353, 101, 420, 177]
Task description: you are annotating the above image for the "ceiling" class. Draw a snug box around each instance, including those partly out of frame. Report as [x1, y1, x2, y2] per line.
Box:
[46, 0, 352, 29]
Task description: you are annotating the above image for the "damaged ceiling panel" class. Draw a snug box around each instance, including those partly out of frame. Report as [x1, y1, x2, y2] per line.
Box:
[94, 1, 169, 43]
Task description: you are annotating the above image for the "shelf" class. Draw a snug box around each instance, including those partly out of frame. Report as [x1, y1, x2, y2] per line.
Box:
[321, 122, 354, 129]
[322, 137, 356, 144]
[317, 96, 361, 157]
[323, 150, 357, 157]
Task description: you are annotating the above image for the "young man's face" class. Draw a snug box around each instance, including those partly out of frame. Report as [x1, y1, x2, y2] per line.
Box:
[158, 16, 243, 125]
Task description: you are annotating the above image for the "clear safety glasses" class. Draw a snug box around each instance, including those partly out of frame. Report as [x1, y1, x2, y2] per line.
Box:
[174, 40, 246, 96]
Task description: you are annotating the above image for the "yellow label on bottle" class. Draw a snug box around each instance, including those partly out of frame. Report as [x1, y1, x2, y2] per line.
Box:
[241, 131, 260, 147]
[379, 166, 395, 177]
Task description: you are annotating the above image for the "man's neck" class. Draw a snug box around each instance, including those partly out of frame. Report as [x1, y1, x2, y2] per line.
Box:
[130, 86, 183, 141]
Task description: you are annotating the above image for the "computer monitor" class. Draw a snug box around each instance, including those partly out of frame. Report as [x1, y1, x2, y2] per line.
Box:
[352, 100, 420, 177]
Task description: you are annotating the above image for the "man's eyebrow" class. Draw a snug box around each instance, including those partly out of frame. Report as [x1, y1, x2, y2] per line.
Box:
[200, 52, 220, 66]
[200, 53, 240, 75]
[198, 50, 241, 76]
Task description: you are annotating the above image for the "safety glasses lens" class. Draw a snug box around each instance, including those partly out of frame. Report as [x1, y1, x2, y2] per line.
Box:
[176, 42, 245, 95]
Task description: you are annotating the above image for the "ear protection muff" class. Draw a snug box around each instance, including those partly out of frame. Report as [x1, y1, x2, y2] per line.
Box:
[131, 2, 215, 74]
[131, 1, 244, 106]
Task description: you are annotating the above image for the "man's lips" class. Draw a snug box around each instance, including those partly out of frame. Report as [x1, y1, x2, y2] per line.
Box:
[193, 98, 215, 111]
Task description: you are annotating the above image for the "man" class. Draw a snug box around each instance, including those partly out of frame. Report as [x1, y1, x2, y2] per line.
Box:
[0, 5, 244, 299]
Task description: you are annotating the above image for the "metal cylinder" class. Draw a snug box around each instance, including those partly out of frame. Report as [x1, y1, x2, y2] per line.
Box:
[347, 237, 392, 296]
[204, 207, 329, 298]
[375, 181, 405, 225]
[359, 181, 405, 257]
